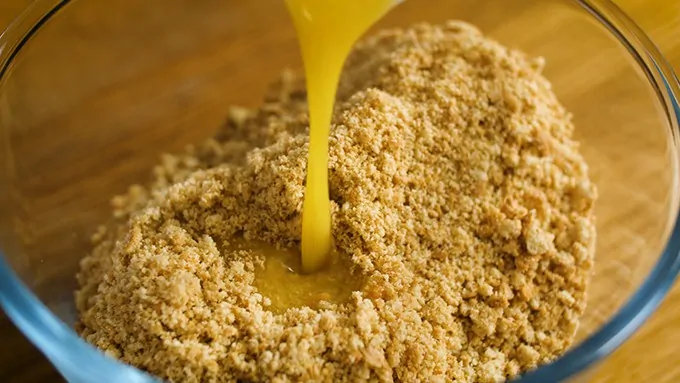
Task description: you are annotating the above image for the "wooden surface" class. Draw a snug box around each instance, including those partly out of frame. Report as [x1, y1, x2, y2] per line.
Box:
[0, 0, 679, 382]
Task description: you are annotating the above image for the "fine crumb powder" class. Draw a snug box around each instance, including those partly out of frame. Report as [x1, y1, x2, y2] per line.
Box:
[75, 21, 597, 383]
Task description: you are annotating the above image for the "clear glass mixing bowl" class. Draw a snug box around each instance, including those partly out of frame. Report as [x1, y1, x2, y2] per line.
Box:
[0, 0, 679, 382]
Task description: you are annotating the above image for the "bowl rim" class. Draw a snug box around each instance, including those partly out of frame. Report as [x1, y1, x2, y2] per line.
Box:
[519, 1, 680, 381]
[0, 0, 679, 382]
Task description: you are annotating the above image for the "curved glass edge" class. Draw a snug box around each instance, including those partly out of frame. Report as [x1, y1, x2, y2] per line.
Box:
[0, 0, 678, 382]
[517, 211, 680, 383]
[0, 0, 157, 382]
[0, 256, 157, 382]
[516, 0, 680, 382]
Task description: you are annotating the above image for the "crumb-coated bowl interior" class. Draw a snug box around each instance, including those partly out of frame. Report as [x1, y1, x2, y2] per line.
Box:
[0, 0, 678, 382]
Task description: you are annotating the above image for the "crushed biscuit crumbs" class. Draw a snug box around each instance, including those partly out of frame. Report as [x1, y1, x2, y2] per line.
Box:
[75, 21, 596, 383]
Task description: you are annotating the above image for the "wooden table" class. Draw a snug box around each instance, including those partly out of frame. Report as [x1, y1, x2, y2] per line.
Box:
[0, 0, 678, 382]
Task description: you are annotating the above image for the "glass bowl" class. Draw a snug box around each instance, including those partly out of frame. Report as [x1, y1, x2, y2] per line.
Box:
[1, 0, 679, 382]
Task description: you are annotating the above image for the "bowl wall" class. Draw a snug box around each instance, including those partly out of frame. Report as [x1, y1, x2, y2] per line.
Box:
[0, 0, 678, 382]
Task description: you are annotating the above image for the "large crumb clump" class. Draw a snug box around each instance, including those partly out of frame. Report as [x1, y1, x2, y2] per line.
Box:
[76, 21, 596, 383]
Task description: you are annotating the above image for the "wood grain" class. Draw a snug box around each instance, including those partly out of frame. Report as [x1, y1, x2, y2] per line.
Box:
[0, 0, 678, 382]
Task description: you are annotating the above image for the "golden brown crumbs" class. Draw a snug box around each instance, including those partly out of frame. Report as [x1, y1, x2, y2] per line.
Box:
[75, 21, 596, 383]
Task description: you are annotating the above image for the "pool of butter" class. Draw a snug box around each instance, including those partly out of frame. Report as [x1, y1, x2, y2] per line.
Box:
[229, 239, 363, 313]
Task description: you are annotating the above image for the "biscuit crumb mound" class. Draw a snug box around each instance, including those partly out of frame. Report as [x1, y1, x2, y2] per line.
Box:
[75, 21, 596, 383]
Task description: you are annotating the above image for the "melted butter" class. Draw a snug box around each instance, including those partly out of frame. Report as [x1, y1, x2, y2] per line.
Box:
[224, 2, 396, 311]
[286, 0, 396, 272]
[230, 239, 362, 313]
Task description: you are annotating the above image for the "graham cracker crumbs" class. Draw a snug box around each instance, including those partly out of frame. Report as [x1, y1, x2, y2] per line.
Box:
[75, 21, 596, 383]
